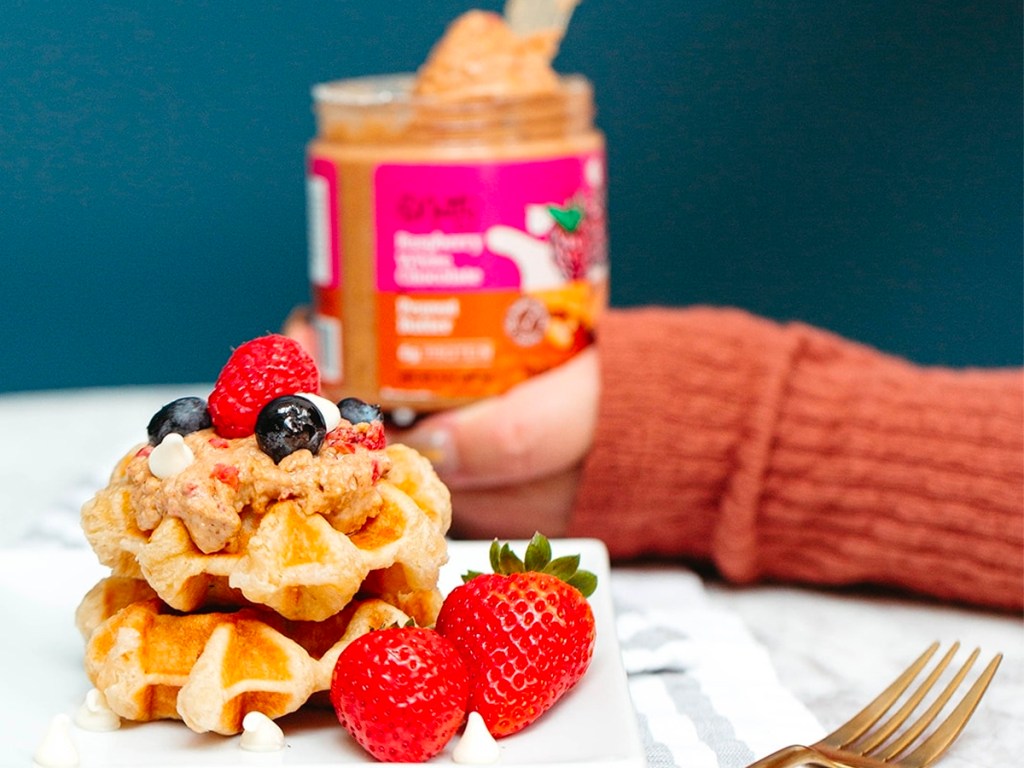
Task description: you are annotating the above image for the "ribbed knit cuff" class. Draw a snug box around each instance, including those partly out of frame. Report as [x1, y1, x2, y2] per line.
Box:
[570, 306, 1024, 611]
[755, 324, 1023, 610]
[570, 306, 796, 564]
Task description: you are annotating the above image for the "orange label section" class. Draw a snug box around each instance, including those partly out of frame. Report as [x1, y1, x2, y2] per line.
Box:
[376, 283, 597, 401]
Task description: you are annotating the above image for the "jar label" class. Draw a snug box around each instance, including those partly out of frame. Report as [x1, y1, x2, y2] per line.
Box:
[313, 150, 608, 406]
[378, 152, 607, 403]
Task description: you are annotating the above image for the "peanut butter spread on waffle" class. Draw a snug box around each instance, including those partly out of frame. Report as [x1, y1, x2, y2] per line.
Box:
[121, 429, 389, 554]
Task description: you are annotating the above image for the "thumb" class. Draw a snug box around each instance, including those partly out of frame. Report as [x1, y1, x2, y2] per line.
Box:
[396, 347, 599, 490]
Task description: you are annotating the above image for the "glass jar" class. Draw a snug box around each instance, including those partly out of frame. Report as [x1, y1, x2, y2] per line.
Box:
[306, 73, 607, 415]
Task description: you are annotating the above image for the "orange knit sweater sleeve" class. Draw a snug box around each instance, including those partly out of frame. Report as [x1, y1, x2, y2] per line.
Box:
[569, 306, 1024, 612]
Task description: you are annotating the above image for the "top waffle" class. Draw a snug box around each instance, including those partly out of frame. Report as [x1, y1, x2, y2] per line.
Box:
[81, 436, 451, 622]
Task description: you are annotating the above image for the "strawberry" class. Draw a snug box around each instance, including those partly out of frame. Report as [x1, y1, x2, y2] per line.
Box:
[548, 202, 593, 280]
[207, 334, 319, 438]
[435, 533, 597, 738]
[330, 626, 469, 763]
[549, 225, 589, 280]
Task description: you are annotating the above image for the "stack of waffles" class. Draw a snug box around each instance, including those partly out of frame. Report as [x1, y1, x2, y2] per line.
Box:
[75, 437, 451, 735]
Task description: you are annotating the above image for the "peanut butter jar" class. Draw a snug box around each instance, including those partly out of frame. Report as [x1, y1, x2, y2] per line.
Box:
[306, 68, 607, 414]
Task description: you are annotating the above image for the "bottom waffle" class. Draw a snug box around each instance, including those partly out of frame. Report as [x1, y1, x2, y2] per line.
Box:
[77, 577, 413, 735]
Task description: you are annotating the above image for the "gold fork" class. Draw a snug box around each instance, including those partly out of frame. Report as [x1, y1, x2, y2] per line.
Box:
[746, 642, 1002, 768]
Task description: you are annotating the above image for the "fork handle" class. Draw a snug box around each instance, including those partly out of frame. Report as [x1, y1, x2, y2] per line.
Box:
[745, 745, 840, 768]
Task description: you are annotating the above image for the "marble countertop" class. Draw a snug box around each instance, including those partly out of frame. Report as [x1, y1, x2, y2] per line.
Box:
[707, 582, 1022, 767]
[1, 386, 1021, 767]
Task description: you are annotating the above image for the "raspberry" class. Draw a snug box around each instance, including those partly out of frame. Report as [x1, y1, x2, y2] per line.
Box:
[208, 334, 320, 438]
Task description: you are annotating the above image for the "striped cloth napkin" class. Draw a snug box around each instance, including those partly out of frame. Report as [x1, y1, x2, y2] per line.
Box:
[610, 568, 825, 768]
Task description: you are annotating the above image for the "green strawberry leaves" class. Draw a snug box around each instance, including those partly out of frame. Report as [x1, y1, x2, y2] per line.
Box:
[566, 568, 599, 598]
[547, 205, 584, 233]
[524, 534, 552, 571]
[462, 532, 598, 598]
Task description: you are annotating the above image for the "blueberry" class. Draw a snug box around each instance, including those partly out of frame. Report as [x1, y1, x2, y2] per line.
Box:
[147, 397, 212, 445]
[255, 395, 327, 463]
[338, 397, 383, 425]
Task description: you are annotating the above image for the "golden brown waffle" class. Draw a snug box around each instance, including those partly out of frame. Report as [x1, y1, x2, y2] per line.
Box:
[80, 588, 412, 735]
[81, 442, 451, 622]
[76, 574, 159, 639]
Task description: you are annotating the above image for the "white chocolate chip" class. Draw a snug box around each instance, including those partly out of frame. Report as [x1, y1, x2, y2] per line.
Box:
[73, 688, 120, 732]
[298, 392, 341, 432]
[453, 711, 500, 764]
[33, 714, 79, 768]
[148, 432, 195, 479]
[239, 711, 285, 752]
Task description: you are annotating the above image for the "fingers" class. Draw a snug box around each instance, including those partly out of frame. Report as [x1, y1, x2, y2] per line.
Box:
[397, 347, 599, 490]
[282, 307, 318, 362]
[446, 467, 580, 541]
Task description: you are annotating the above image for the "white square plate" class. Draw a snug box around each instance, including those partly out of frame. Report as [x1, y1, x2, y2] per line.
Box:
[1, 539, 645, 767]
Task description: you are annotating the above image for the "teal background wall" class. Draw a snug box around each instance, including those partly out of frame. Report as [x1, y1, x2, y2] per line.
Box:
[2, 1, 1021, 393]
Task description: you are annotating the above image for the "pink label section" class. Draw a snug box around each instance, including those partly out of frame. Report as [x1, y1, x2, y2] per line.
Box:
[374, 154, 604, 293]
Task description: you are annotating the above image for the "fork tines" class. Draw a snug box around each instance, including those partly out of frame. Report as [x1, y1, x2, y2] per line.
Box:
[819, 641, 1003, 768]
